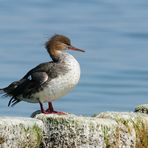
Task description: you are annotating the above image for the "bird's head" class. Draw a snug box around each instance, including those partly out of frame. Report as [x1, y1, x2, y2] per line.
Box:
[45, 34, 85, 61]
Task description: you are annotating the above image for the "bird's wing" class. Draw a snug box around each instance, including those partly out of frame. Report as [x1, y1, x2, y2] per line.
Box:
[23, 61, 68, 82]
[30, 72, 48, 85]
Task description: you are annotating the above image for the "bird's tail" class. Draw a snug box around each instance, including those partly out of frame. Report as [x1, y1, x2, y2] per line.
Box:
[0, 82, 17, 96]
[0, 81, 22, 106]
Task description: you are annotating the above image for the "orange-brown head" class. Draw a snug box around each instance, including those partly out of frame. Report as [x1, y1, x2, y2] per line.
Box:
[45, 34, 84, 61]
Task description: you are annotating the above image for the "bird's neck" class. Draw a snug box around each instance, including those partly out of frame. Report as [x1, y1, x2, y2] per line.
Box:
[51, 52, 75, 63]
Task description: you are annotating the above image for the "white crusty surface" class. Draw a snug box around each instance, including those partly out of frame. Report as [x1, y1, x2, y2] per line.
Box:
[0, 116, 43, 148]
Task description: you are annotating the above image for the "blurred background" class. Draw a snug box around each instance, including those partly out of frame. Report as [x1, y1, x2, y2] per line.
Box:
[0, 0, 148, 116]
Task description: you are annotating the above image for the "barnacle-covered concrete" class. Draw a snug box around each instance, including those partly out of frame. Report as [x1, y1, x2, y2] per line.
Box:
[96, 112, 148, 148]
[0, 117, 44, 148]
[35, 113, 119, 148]
[0, 110, 148, 148]
[135, 104, 148, 114]
[36, 114, 118, 148]
[35, 112, 148, 148]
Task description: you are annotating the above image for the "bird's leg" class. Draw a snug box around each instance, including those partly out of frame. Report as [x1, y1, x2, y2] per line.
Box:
[38, 101, 53, 114]
[46, 102, 54, 112]
[38, 99, 52, 114]
[46, 102, 66, 115]
[38, 100, 46, 113]
[38, 98, 66, 115]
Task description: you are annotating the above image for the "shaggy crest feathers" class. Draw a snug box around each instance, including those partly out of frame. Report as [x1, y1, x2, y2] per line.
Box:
[45, 34, 71, 50]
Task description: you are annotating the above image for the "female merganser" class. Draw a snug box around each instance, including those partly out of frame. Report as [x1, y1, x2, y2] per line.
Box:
[0, 34, 85, 114]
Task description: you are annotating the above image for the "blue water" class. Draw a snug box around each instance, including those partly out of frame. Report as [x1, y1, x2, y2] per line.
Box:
[0, 0, 148, 116]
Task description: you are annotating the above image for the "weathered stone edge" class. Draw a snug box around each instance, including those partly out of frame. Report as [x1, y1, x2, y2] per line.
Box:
[0, 104, 147, 147]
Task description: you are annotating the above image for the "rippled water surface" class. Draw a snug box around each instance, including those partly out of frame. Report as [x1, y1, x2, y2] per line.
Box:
[0, 0, 148, 116]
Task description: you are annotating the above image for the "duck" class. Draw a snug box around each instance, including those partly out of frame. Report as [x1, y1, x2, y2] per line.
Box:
[0, 34, 85, 114]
